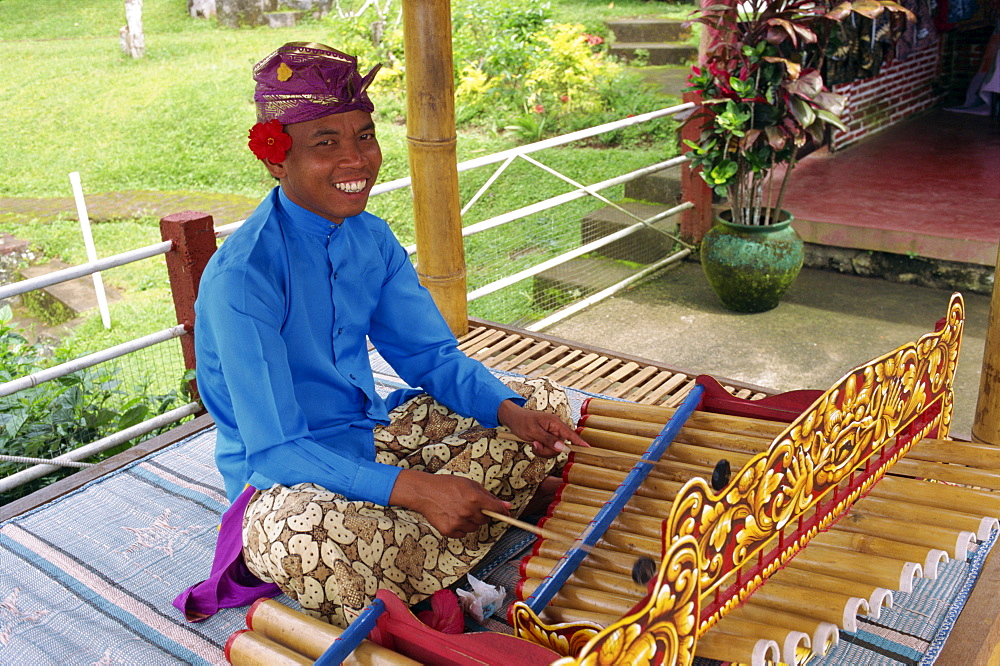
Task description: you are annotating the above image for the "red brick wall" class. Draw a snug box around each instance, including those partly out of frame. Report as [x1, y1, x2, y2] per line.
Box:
[830, 41, 945, 150]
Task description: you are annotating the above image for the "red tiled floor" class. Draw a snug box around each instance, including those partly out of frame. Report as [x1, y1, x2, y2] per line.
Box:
[782, 109, 1000, 266]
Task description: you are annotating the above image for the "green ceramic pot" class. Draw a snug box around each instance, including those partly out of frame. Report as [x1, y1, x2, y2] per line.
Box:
[700, 209, 804, 313]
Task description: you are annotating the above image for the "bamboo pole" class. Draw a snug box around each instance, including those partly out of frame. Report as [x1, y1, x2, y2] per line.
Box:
[694, 630, 781, 666]
[890, 457, 1000, 490]
[973, 245, 1000, 445]
[741, 579, 868, 633]
[790, 542, 922, 593]
[244, 599, 418, 665]
[402, 0, 468, 335]
[835, 509, 975, 560]
[519, 576, 639, 618]
[872, 474, 1000, 520]
[708, 614, 810, 666]
[226, 630, 311, 666]
[582, 398, 787, 438]
[812, 529, 948, 579]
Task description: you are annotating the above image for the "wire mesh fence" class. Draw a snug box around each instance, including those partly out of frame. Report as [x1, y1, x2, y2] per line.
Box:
[0, 335, 191, 503]
[463, 195, 683, 327]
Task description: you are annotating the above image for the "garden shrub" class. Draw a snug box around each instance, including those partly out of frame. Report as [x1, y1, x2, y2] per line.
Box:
[0, 305, 187, 505]
[325, 0, 678, 144]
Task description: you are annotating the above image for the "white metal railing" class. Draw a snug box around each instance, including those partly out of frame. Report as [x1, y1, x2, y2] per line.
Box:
[402, 155, 691, 256]
[466, 201, 693, 301]
[0, 402, 202, 493]
[0, 241, 173, 301]
[0, 237, 199, 488]
[0, 104, 696, 490]
[0, 325, 188, 398]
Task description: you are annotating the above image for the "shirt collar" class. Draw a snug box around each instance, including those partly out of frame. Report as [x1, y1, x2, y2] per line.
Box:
[276, 186, 345, 236]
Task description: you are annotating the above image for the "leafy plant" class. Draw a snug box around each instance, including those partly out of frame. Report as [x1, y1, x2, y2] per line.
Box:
[683, 0, 914, 225]
[506, 107, 549, 143]
[0, 305, 188, 505]
[448, 1, 673, 143]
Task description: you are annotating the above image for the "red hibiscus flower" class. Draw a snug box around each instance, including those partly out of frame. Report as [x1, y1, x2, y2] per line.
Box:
[248, 119, 292, 163]
[417, 589, 464, 634]
[582, 33, 604, 46]
[534, 104, 545, 113]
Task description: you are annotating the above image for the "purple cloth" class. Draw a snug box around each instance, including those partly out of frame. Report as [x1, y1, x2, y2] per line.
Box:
[172, 486, 280, 622]
[253, 42, 381, 124]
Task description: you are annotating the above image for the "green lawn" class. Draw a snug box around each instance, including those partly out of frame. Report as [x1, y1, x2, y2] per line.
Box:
[0, 0, 684, 344]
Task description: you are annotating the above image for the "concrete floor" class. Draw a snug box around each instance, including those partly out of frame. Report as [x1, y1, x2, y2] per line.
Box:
[544, 259, 991, 440]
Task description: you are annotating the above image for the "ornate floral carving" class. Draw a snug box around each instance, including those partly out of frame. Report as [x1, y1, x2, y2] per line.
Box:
[513, 295, 964, 665]
[667, 293, 964, 600]
[509, 604, 602, 658]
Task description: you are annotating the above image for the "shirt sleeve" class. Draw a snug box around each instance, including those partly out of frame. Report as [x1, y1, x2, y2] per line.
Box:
[366, 231, 523, 426]
[199, 262, 401, 505]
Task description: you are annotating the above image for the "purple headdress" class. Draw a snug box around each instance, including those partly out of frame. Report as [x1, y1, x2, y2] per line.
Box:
[252, 42, 381, 125]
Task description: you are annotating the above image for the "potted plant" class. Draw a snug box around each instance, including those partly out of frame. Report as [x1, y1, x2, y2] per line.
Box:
[683, 0, 914, 312]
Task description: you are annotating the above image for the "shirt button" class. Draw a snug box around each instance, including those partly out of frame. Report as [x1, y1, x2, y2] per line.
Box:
[337, 328, 343, 335]
[333, 272, 338, 279]
[350, 373, 356, 380]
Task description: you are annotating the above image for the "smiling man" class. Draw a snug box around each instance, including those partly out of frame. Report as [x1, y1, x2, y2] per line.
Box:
[174, 43, 586, 628]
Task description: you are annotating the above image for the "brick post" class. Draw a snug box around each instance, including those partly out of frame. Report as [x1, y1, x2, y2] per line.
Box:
[160, 212, 218, 405]
[679, 90, 714, 243]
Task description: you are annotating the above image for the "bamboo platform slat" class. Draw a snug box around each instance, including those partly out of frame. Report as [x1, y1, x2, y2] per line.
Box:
[461, 319, 774, 407]
[497, 340, 551, 372]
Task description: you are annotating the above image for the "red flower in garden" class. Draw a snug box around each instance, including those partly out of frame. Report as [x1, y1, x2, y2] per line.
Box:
[583, 33, 604, 46]
[248, 119, 292, 162]
[534, 104, 545, 113]
[560, 95, 569, 103]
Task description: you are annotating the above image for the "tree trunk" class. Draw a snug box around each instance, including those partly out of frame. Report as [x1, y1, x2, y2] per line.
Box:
[188, 0, 217, 18]
[120, 0, 145, 59]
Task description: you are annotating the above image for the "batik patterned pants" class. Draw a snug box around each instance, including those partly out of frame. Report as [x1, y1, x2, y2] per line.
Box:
[241, 376, 571, 627]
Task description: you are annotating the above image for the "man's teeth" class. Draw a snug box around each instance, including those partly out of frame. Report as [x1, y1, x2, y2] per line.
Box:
[335, 180, 366, 193]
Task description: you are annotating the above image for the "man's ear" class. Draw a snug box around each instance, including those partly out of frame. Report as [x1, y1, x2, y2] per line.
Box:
[263, 158, 286, 180]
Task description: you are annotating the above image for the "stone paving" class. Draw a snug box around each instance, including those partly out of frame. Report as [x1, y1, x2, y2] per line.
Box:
[0, 190, 258, 228]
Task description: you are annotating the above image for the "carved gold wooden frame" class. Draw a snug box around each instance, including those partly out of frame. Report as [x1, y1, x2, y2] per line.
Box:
[511, 293, 965, 665]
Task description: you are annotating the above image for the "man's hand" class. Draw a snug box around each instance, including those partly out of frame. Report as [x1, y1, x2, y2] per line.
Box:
[389, 469, 511, 538]
[496, 399, 589, 458]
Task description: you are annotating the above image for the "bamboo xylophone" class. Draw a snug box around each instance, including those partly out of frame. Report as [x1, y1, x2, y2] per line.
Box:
[516, 398, 1000, 664]
[226, 294, 975, 666]
[509, 293, 984, 665]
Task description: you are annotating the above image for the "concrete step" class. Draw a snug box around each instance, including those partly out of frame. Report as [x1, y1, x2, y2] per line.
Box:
[263, 11, 303, 28]
[610, 43, 698, 66]
[634, 66, 693, 98]
[533, 256, 638, 305]
[625, 169, 683, 207]
[18, 260, 121, 326]
[0, 233, 29, 257]
[606, 18, 691, 43]
[581, 202, 678, 264]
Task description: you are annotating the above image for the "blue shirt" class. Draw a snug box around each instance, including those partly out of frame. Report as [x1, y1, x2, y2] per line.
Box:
[195, 187, 521, 505]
